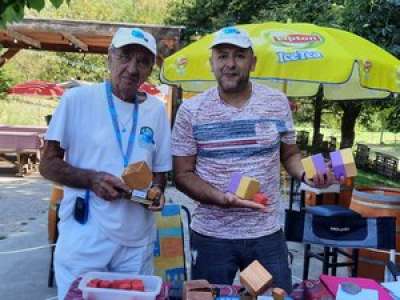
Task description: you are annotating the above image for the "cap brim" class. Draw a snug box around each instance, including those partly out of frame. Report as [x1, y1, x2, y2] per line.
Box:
[209, 40, 252, 49]
[112, 39, 157, 56]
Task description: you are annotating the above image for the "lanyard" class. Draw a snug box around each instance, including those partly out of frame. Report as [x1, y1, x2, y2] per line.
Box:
[105, 80, 139, 168]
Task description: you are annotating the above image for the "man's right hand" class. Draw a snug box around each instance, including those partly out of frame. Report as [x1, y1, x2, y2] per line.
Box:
[222, 192, 266, 210]
[89, 171, 130, 201]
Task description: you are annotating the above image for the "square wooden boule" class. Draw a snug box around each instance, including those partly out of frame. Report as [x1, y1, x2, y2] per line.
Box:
[240, 260, 273, 296]
[122, 161, 152, 190]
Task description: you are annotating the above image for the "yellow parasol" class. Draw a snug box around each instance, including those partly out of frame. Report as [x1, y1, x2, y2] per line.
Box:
[161, 22, 400, 100]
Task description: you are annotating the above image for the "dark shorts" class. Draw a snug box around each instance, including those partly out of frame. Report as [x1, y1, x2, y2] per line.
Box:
[190, 229, 292, 293]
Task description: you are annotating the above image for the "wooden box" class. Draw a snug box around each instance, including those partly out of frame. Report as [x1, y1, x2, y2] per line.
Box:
[239, 260, 273, 296]
[122, 161, 152, 190]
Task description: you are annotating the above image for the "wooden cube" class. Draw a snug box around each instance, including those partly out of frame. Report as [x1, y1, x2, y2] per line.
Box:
[330, 148, 357, 179]
[240, 260, 273, 296]
[183, 280, 214, 300]
[122, 161, 152, 190]
[301, 157, 316, 179]
[301, 154, 327, 179]
[236, 176, 260, 199]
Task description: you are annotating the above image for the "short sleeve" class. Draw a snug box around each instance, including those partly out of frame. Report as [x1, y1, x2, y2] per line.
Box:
[152, 104, 172, 172]
[171, 102, 197, 156]
[45, 90, 74, 150]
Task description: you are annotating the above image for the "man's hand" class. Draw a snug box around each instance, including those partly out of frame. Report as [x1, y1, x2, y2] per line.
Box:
[89, 172, 130, 201]
[305, 169, 345, 189]
[222, 192, 266, 210]
[147, 186, 165, 212]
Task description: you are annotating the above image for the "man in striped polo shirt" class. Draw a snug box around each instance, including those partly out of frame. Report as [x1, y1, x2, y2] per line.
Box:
[171, 26, 334, 292]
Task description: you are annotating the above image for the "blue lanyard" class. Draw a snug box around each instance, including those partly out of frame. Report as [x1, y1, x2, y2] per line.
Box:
[105, 80, 139, 168]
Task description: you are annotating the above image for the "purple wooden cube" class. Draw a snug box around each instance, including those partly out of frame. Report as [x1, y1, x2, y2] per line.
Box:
[330, 150, 346, 179]
[227, 172, 242, 193]
[312, 154, 327, 174]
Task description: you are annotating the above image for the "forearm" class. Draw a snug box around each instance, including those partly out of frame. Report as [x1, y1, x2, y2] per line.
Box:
[281, 143, 304, 181]
[175, 171, 225, 206]
[39, 156, 96, 189]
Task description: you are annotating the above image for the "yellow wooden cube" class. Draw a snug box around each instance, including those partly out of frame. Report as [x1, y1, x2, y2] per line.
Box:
[341, 148, 355, 164]
[301, 157, 316, 179]
[236, 176, 260, 199]
[344, 162, 357, 177]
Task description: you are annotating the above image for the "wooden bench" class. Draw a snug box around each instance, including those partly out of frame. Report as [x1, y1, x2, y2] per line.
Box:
[0, 126, 46, 176]
[373, 152, 399, 179]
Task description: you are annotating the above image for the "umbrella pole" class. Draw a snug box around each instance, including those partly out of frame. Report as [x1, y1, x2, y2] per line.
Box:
[311, 86, 324, 152]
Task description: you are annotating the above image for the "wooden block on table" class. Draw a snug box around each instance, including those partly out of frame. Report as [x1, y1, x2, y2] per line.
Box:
[183, 280, 214, 300]
[236, 176, 260, 199]
[122, 161, 152, 190]
[240, 260, 273, 296]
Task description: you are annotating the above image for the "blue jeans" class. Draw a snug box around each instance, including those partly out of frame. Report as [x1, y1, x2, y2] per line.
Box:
[190, 229, 292, 293]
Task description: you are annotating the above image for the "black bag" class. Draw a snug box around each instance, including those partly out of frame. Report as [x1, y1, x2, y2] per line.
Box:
[285, 209, 396, 250]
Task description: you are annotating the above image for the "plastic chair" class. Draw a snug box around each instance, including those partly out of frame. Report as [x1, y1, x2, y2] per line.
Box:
[153, 203, 191, 282]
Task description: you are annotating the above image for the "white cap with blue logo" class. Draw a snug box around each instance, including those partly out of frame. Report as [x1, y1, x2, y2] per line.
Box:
[111, 27, 157, 56]
[210, 26, 253, 49]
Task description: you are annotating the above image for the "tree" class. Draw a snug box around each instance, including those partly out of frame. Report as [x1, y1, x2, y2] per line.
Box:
[166, 0, 290, 41]
[0, 0, 70, 27]
[166, 0, 400, 148]
[0, 68, 12, 97]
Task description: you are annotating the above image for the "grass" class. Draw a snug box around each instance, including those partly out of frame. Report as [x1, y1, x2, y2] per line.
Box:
[0, 96, 57, 126]
[355, 169, 400, 188]
[296, 126, 400, 146]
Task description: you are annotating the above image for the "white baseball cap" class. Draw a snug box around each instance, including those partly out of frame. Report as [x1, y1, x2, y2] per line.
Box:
[210, 26, 253, 49]
[111, 27, 157, 56]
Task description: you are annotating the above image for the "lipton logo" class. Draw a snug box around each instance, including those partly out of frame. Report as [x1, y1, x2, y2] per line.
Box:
[265, 31, 324, 49]
[175, 56, 188, 75]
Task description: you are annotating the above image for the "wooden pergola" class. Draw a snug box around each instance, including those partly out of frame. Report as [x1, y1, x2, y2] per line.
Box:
[0, 17, 185, 67]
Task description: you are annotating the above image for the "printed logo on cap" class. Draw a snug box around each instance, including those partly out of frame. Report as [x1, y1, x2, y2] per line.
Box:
[131, 29, 148, 42]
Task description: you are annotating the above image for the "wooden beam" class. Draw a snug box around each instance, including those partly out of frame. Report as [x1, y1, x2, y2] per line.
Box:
[6, 29, 41, 49]
[61, 32, 88, 51]
[8, 18, 184, 43]
[0, 48, 20, 67]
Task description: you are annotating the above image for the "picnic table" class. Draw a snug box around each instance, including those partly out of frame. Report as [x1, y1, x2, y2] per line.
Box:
[0, 125, 46, 176]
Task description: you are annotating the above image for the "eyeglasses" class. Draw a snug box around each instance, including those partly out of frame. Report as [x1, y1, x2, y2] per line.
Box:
[112, 49, 153, 68]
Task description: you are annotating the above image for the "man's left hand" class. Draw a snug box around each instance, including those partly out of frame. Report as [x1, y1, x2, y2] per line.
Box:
[305, 171, 345, 189]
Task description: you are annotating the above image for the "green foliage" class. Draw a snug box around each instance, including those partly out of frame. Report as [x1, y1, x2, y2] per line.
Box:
[0, 0, 70, 27]
[0, 68, 13, 97]
[341, 0, 400, 57]
[3, 0, 172, 88]
[166, 0, 287, 40]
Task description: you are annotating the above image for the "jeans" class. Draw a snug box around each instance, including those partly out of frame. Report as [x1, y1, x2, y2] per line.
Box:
[190, 229, 292, 293]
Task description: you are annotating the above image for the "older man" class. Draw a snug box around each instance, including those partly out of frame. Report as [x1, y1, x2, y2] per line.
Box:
[172, 26, 335, 292]
[40, 28, 171, 299]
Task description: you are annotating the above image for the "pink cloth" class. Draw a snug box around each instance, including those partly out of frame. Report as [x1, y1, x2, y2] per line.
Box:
[320, 274, 393, 300]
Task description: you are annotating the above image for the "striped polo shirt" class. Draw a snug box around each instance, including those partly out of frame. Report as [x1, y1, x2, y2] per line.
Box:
[171, 82, 296, 239]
